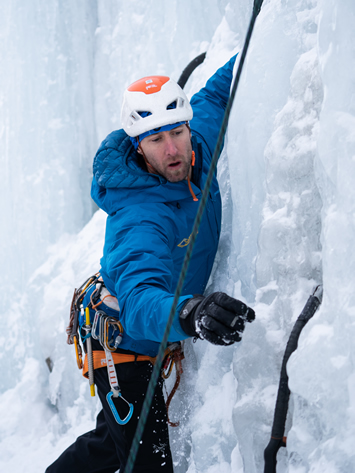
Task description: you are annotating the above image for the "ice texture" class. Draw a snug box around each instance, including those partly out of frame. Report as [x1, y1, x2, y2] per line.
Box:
[1, 0, 355, 472]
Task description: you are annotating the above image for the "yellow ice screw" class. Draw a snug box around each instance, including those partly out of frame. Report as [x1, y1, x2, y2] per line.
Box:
[85, 306, 91, 325]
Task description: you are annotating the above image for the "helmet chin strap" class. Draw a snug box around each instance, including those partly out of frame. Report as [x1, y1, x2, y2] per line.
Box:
[137, 144, 198, 202]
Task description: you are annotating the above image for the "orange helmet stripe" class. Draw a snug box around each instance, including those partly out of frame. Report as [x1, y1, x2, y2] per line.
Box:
[127, 76, 170, 95]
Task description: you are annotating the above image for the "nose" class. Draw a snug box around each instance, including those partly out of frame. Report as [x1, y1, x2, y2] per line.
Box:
[164, 136, 178, 156]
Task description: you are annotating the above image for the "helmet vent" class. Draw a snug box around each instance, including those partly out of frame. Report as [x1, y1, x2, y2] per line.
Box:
[137, 111, 152, 118]
[166, 101, 177, 110]
[128, 111, 142, 126]
[176, 97, 186, 108]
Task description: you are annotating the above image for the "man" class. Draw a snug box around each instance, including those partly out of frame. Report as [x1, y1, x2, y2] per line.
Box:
[46, 55, 255, 473]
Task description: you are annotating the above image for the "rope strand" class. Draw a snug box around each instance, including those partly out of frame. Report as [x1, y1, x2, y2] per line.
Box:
[123, 3, 264, 470]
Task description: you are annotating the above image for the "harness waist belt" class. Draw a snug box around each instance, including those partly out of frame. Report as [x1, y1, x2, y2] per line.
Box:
[83, 351, 154, 378]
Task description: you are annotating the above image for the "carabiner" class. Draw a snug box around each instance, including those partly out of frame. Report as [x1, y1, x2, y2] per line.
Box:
[92, 309, 106, 341]
[162, 355, 175, 380]
[73, 335, 83, 370]
[103, 317, 124, 351]
[106, 390, 134, 425]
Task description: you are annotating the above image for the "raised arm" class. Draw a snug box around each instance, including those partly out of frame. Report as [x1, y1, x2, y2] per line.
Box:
[189, 54, 237, 161]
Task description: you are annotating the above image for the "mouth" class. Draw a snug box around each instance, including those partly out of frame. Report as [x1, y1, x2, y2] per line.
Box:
[168, 161, 182, 168]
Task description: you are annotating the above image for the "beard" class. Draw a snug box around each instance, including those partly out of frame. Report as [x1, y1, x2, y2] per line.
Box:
[161, 158, 191, 183]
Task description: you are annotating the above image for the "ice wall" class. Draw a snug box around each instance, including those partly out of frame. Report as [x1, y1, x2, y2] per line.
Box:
[0, 0, 230, 389]
[0, 1, 98, 304]
[287, 1, 355, 471]
[0, 1, 239, 471]
[202, 0, 324, 471]
[1, 0, 355, 472]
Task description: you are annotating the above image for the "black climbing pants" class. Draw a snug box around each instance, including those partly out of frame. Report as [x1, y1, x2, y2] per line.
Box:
[45, 360, 173, 473]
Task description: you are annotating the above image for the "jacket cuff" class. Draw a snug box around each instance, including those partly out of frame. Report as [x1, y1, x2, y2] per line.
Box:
[179, 296, 204, 337]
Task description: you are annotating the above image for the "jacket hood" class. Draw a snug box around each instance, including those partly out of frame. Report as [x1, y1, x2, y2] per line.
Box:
[91, 129, 202, 215]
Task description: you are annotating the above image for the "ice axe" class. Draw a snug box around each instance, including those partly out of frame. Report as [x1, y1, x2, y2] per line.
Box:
[177, 52, 206, 89]
[264, 285, 323, 472]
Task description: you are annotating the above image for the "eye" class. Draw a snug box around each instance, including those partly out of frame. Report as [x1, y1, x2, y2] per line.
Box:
[173, 129, 183, 136]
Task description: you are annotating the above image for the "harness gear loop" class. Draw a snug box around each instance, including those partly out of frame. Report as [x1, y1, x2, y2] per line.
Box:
[67, 273, 124, 375]
[66, 273, 101, 346]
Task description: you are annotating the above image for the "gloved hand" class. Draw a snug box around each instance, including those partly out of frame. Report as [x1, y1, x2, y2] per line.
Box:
[179, 292, 255, 346]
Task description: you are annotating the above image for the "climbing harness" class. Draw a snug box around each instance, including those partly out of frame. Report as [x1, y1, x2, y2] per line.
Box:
[67, 273, 184, 426]
[263, 285, 323, 473]
[67, 273, 132, 423]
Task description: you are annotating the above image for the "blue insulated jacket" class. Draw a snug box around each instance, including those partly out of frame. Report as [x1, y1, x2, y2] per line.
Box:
[91, 56, 236, 356]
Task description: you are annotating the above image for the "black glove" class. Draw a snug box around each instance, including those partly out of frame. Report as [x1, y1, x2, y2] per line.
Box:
[179, 292, 255, 346]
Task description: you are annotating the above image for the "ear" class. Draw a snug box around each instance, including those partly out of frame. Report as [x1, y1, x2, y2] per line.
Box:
[137, 144, 143, 155]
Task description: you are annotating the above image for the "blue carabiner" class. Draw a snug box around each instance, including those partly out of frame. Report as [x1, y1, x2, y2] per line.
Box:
[106, 391, 134, 425]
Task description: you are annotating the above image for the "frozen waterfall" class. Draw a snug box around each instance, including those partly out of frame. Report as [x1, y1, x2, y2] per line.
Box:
[1, 1, 354, 472]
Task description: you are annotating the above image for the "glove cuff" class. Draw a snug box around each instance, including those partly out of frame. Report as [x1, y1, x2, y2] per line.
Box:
[179, 296, 204, 337]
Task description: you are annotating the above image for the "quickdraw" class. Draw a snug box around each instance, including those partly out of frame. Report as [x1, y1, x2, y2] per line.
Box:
[105, 350, 134, 425]
[67, 273, 185, 427]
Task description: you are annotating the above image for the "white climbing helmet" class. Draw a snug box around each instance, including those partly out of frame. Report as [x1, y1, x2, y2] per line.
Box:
[121, 75, 193, 137]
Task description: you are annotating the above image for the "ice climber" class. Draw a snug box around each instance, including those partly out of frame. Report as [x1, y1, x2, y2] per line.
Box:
[46, 55, 255, 473]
